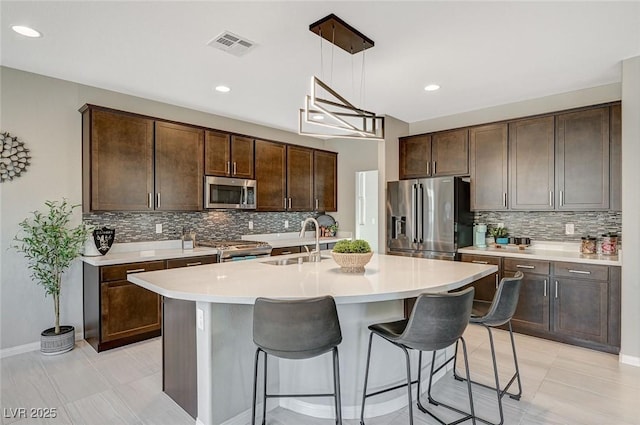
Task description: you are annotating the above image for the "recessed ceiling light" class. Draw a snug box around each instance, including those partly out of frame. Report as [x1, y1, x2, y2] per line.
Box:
[215, 85, 231, 93]
[12, 25, 42, 38]
[424, 84, 440, 92]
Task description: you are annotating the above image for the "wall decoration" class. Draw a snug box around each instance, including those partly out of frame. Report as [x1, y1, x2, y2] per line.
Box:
[0, 132, 31, 182]
[92, 226, 116, 255]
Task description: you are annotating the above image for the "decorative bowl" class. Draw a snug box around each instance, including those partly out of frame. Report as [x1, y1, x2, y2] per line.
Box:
[331, 251, 373, 273]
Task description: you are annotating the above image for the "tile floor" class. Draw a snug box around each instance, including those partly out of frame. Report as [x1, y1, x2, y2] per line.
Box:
[1, 325, 639, 425]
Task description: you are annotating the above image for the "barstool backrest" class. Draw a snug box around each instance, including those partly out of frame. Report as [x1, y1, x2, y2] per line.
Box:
[480, 271, 524, 327]
[399, 287, 475, 352]
[253, 296, 342, 360]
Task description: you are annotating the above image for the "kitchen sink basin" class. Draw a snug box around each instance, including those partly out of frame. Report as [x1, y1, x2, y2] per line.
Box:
[261, 255, 331, 266]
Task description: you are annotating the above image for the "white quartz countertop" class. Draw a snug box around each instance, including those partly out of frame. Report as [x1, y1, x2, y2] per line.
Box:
[81, 240, 219, 266]
[458, 242, 621, 266]
[241, 231, 351, 249]
[127, 252, 496, 304]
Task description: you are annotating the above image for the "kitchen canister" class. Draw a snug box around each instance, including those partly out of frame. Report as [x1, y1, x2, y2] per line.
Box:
[580, 236, 597, 254]
[600, 233, 618, 255]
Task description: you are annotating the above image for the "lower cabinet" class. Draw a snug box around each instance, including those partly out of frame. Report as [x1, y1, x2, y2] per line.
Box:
[270, 243, 337, 256]
[459, 254, 501, 312]
[83, 255, 218, 352]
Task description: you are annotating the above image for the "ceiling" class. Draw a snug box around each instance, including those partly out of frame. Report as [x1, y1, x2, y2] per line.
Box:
[2, 1, 639, 135]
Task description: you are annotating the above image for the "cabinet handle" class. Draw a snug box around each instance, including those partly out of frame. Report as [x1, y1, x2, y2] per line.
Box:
[432, 161, 436, 175]
[427, 161, 430, 175]
[495, 274, 499, 289]
[126, 268, 146, 274]
[186, 262, 202, 266]
[560, 190, 564, 206]
[315, 199, 319, 210]
[280, 251, 292, 255]
[503, 192, 507, 208]
[555, 280, 558, 298]
[156, 193, 160, 208]
[148, 193, 153, 209]
[568, 269, 591, 275]
[471, 260, 489, 264]
[544, 279, 547, 297]
[284, 198, 287, 209]
[288, 198, 292, 209]
[516, 264, 535, 269]
[549, 191, 553, 207]
[226, 161, 230, 174]
[233, 162, 237, 175]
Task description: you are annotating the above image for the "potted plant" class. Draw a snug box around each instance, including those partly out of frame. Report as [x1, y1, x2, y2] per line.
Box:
[331, 239, 373, 273]
[489, 226, 509, 245]
[13, 199, 89, 355]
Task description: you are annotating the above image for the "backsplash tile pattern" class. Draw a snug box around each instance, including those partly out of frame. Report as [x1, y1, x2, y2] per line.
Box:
[83, 211, 322, 243]
[474, 211, 622, 242]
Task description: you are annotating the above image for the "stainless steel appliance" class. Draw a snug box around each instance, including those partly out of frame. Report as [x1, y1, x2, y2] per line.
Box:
[199, 240, 272, 262]
[205, 176, 256, 209]
[386, 177, 472, 260]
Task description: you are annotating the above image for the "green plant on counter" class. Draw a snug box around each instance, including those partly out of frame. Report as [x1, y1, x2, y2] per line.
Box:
[332, 239, 372, 253]
[13, 199, 89, 335]
[488, 226, 509, 238]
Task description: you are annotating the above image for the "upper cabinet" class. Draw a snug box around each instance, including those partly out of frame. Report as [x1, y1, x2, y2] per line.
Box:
[610, 105, 621, 211]
[509, 116, 555, 210]
[556, 107, 609, 210]
[82, 105, 203, 212]
[286, 145, 314, 211]
[204, 132, 254, 179]
[469, 123, 508, 211]
[314, 150, 338, 212]
[255, 140, 287, 211]
[399, 129, 468, 179]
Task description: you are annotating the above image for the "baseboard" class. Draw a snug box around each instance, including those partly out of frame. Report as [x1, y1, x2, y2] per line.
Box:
[620, 354, 640, 367]
[0, 331, 84, 359]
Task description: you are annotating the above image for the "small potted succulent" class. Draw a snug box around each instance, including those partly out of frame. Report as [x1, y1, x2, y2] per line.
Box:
[331, 239, 373, 273]
[489, 226, 509, 245]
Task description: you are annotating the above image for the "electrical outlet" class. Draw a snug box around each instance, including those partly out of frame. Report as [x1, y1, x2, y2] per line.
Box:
[248, 220, 253, 230]
[284, 220, 289, 228]
[565, 223, 575, 235]
[497, 223, 504, 228]
[155, 223, 162, 233]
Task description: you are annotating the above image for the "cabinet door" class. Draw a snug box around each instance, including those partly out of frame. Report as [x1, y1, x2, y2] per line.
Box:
[271, 246, 302, 256]
[85, 108, 154, 211]
[609, 105, 621, 211]
[509, 116, 555, 210]
[166, 255, 218, 269]
[506, 271, 550, 333]
[469, 124, 508, 210]
[204, 130, 231, 176]
[287, 145, 314, 211]
[231, 136, 254, 179]
[100, 280, 161, 342]
[255, 140, 286, 211]
[399, 135, 431, 179]
[314, 150, 337, 212]
[459, 254, 501, 308]
[556, 107, 610, 210]
[552, 278, 608, 344]
[155, 121, 204, 211]
[431, 129, 469, 176]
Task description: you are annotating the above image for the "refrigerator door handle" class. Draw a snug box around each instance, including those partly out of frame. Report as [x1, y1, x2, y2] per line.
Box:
[418, 183, 424, 243]
[412, 183, 418, 243]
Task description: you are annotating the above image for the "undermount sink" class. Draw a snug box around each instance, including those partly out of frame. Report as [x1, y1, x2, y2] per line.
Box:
[261, 255, 331, 266]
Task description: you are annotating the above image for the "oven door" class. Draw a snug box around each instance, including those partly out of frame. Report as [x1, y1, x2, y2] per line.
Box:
[205, 176, 256, 209]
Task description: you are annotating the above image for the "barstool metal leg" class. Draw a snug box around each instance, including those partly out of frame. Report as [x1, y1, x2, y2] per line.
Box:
[507, 322, 523, 400]
[333, 347, 343, 425]
[262, 352, 267, 425]
[251, 348, 261, 425]
[400, 345, 414, 425]
[360, 332, 375, 425]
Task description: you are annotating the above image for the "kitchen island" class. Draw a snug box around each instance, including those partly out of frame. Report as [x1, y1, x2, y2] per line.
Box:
[128, 252, 496, 425]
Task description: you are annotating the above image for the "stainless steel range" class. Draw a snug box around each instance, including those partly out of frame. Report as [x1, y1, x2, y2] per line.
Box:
[199, 240, 272, 262]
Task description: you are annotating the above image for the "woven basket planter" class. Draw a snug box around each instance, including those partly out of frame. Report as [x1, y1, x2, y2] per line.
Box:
[41, 325, 75, 355]
[331, 251, 373, 273]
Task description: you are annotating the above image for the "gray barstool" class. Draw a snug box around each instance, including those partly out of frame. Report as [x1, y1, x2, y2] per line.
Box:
[452, 271, 524, 425]
[360, 287, 476, 425]
[251, 295, 343, 425]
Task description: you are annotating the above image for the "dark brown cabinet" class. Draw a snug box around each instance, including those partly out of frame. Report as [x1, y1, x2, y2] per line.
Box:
[255, 140, 287, 211]
[81, 106, 154, 212]
[314, 150, 338, 212]
[503, 258, 551, 334]
[469, 124, 508, 210]
[155, 122, 204, 211]
[556, 107, 610, 210]
[399, 130, 468, 180]
[204, 131, 254, 179]
[459, 253, 501, 311]
[287, 145, 314, 211]
[399, 134, 431, 179]
[609, 105, 621, 211]
[509, 116, 555, 210]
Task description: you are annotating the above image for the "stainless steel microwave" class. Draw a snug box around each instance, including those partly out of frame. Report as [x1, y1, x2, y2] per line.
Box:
[204, 176, 256, 209]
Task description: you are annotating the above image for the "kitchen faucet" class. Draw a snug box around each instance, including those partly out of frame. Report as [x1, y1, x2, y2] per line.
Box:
[299, 217, 321, 262]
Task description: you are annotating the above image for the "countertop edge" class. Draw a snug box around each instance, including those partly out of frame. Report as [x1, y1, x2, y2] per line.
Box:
[81, 247, 220, 266]
[457, 247, 621, 266]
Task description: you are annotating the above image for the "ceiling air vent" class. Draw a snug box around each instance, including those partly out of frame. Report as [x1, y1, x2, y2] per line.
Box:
[208, 31, 256, 57]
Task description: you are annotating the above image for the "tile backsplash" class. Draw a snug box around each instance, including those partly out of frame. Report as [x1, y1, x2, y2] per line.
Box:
[83, 211, 326, 243]
[474, 211, 622, 242]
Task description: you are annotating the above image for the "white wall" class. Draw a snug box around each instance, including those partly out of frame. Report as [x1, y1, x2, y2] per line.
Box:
[0, 67, 328, 350]
[620, 56, 640, 365]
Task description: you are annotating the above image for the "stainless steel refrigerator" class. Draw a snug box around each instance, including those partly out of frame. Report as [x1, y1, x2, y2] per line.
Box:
[386, 177, 473, 260]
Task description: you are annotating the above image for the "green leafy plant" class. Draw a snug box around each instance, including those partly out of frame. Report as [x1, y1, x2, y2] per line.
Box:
[488, 226, 508, 238]
[13, 199, 89, 334]
[332, 239, 372, 253]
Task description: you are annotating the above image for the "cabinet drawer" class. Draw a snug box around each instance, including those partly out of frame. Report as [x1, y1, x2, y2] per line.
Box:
[166, 255, 218, 269]
[100, 261, 166, 282]
[271, 246, 301, 256]
[553, 262, 608, 281]
[503, 258, 550, 274]
[459, 254, 501, 266]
